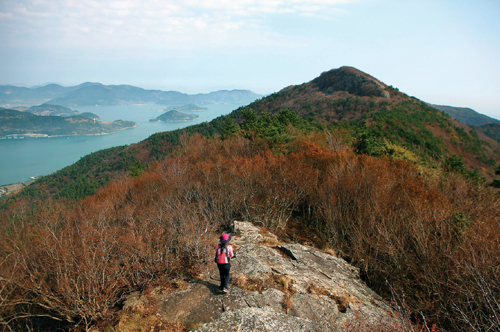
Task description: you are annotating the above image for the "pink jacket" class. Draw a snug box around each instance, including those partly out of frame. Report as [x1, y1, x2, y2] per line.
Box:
[215, 244, 234, 264]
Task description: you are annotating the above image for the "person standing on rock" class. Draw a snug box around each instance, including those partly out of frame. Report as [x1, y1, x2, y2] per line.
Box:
[215, 233, 235, 293]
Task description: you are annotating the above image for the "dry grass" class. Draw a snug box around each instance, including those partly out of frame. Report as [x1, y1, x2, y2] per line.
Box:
[231, 273, 296, 314]
[258, 228, 280, 247]
[331, 294, 360, 313]
[260, 237, 279, 247]
[259, 228, 274, 237]
[282, 293, 293, 313]
[170, 279, 187, 290]
[277, 276, 291, 289]
[323, 245, 337, 257]
[112, 300, 187, 332]
[230, 275, 268, 292]
[306, 283, 359, 313]
[307, 283, 330, 297]
[115, 312, 158, 332]
[232, 274, 248, 289]
[187, 323, 205, 331]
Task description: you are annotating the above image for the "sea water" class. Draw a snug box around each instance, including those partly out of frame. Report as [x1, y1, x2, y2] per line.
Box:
[0, 103, 241, 185]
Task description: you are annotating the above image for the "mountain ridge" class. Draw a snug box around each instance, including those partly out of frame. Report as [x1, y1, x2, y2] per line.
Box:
[6, 66, 499, 202]
[312, 66, 390, 98]
[0, 83, 262, 108]
[230, 67, 500, 179]
[429, 104, 499, 126]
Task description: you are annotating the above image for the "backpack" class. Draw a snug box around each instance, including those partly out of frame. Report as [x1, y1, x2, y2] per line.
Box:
[215, 244, 230, 264]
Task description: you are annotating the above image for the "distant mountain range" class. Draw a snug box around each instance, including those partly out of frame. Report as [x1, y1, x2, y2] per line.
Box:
[428, 104, 499, 126]
[0, 83, 262, 108]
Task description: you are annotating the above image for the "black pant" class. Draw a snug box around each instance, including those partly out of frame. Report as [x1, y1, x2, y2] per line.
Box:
[217, 263, 231, 290]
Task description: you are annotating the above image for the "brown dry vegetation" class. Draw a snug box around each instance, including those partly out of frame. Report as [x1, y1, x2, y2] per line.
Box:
[1, 133, 499, 331]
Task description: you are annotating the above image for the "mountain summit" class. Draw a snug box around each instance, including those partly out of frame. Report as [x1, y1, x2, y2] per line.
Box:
[234, 66, 500, 181]
[312, 66, 390, 98]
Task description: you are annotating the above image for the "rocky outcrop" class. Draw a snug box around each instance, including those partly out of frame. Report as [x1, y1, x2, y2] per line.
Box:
[312, 66, 390, 98]
[153, 221, 402, 331]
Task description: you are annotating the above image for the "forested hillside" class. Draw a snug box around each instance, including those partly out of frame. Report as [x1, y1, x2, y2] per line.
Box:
[476, 123, 500, 144]
[233, 67, 500, 180]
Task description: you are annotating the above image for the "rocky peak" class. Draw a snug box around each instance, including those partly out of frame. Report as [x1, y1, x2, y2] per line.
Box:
[134, 221, 403, 331]
[312, 66, 390, 98]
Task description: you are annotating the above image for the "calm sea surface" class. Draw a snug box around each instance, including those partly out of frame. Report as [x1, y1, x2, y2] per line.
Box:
[0, 103, 241, 185]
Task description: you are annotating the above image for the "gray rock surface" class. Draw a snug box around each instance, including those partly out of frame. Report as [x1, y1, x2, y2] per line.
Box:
[193, 306, 316, 332]
[153, 220, 402, 331]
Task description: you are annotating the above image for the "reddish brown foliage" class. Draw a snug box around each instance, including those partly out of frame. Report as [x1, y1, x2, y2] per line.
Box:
[1, 133, 499, 331]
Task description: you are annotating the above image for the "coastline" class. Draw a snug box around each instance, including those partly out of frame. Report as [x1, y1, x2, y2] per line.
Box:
[0, 179, 35, 199]
[149, 119, 197, 123]
[0, 123, 138, 139]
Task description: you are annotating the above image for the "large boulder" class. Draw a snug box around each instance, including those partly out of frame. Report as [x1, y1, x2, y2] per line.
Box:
[153, 221, 402, 331]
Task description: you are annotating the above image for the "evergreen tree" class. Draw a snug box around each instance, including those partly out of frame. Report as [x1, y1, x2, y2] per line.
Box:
[221, 116, 240, 139]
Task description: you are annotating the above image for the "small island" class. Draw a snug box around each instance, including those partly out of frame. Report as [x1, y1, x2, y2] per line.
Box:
[162, 104, 209, 112]
[150, 110, 200, 122]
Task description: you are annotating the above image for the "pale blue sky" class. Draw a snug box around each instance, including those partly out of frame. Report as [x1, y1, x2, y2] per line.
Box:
[1, 0, 499, 119]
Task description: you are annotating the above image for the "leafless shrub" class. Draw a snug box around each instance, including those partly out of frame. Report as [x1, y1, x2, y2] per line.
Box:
[1, 134, 499, 331]
[449, 261, 500, 332]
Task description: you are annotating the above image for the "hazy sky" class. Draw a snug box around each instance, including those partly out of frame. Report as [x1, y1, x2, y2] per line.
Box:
[1, 0, 499, 119]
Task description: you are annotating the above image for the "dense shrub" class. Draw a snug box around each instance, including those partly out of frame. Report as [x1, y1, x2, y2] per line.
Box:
[1, 133, 499, 331]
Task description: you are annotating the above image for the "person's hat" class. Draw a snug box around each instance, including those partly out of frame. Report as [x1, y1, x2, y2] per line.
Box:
[220, 233, 231, 244]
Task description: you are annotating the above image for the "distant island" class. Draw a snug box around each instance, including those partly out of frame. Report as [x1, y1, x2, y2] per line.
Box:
[0, 108, 136, 138]
[25, 104, 78, 117]
[10, 104, 99, 120]
[150, 110, 200, 122]
[162, 104, 209, 112]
